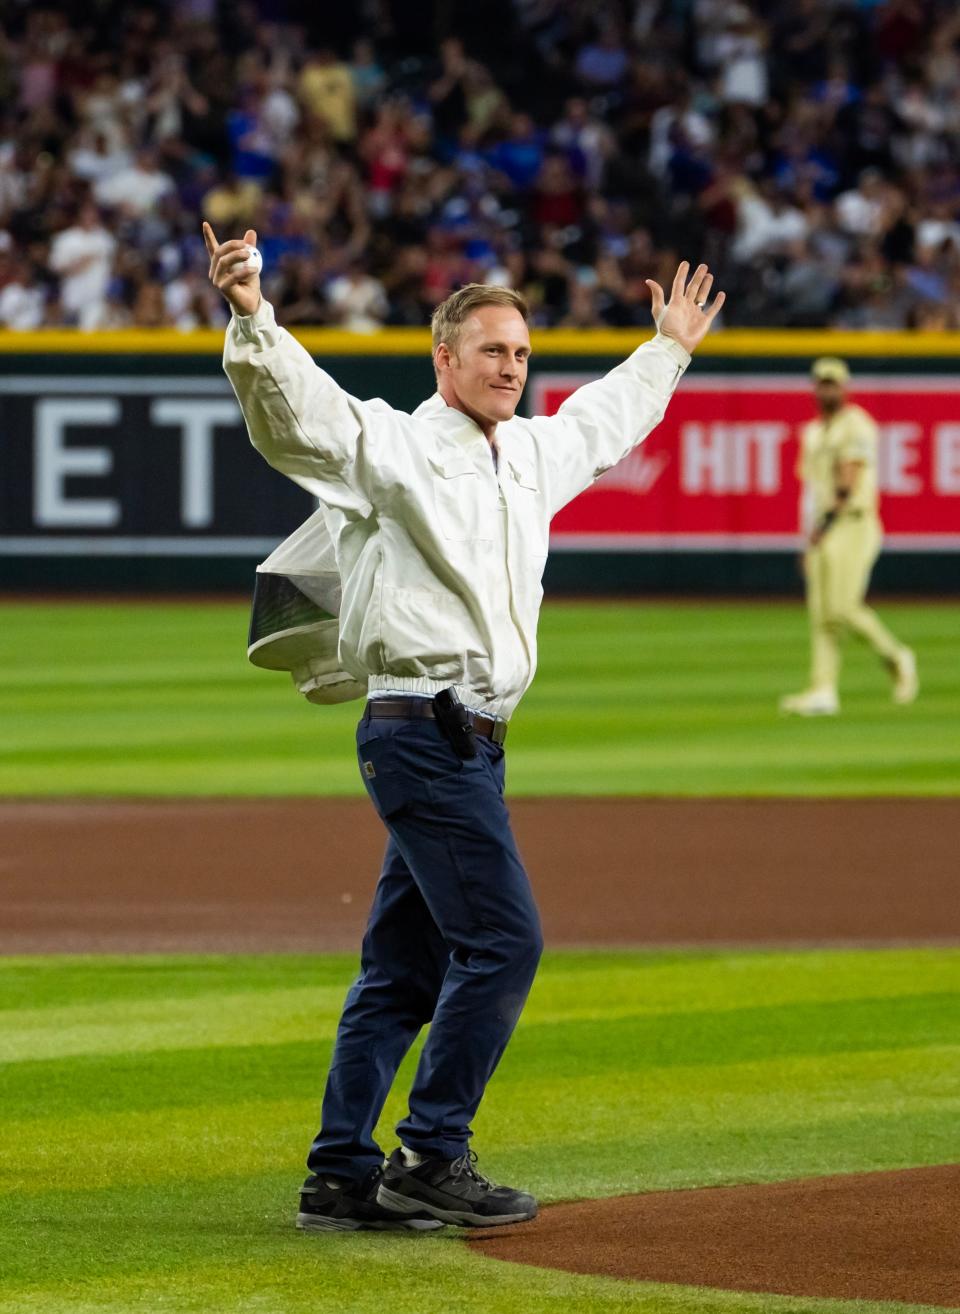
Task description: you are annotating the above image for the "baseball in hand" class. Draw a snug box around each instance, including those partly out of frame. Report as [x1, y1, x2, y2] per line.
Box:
[241, 245, 263, 275]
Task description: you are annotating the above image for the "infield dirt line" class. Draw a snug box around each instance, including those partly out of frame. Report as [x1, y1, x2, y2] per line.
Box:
[469, 1164, 960, 1310]
[2, 798, 957, 953]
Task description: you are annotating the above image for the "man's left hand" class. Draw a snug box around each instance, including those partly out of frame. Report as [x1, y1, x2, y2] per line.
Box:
[646, 261, 725, 354]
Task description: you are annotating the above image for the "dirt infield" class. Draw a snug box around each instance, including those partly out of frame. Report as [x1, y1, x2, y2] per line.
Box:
[470, 1165, 960, 1308]
[4, 796, 957, 1305]
[3, 797, 959, 952]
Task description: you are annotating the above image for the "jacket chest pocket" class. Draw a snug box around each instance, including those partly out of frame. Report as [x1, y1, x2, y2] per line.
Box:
[505, 459, 548, 559]
[430, 457, 494, 542]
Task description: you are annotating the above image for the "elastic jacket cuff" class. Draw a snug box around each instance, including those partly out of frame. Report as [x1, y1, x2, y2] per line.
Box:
[652, 332, 692, 371]
[232, 297, 276, 345]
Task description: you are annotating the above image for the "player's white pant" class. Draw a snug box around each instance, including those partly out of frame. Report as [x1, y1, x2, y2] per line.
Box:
[803, 514, 903, 692]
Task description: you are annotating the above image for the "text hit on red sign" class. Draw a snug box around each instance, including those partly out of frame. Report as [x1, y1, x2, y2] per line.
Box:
[532, 373, 960, 548]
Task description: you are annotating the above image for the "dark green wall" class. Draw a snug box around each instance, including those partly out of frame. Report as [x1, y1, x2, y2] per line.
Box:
[1, 348, 956, 594]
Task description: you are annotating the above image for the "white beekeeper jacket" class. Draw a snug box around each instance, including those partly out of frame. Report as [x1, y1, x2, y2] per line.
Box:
[225, 299, 690, 720]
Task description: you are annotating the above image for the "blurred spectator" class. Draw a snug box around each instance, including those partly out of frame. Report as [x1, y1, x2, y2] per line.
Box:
[778, 240, 840, 325]
[574, 22, 630, 90]
[714, 7, 769, 107]
[557, 279, 605, 328]
[648, 92, 714, 184]
[772, 0, 832, 84]
[487, 114, 545, 190]
[226, 85, 282, 183]
[164, 267, 226, 329]
[360, 101, 411, 216]
[202, 173, 263, 229]
[350, 39, 387, 110]
[299, 49, 356, 144]
[0, 247, 45, 329]
[66, 129, 132, 191]
[835, 168, 888, 237]
[429, 38, 471, 144]
[837, 82, 898, 177]
[132, 280, 170, 327]
[462, 64, 511, 141]
[731, 181, 809, 264]
[47, 203, 115, 329]
[916, 200, 960, 254]
[551, 98, 615, 191]
[325, 261, 389, 331]
[144, 53, 215, 146]
[274, 256, 328, 326]
[94, 147, 176, 217]
[1, 0, 959, 331]
[530, 154, 584, 228]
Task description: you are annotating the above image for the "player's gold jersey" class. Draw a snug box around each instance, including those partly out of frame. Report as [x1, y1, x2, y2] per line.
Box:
[800, 403, 879, 519]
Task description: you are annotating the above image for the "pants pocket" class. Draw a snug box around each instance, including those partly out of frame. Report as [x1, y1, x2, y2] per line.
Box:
[356, 735, 410, 820]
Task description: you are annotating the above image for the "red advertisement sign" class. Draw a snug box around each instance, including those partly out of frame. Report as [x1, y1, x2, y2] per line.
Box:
[532, 373, 960, 550]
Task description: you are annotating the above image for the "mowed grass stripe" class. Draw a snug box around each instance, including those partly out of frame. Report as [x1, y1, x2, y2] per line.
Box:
[4, 1014, 956, 1130]
[4, 988, 958, 1109]
[505, 993, 960, 1076]
[4, 949, 959, 1067]
[4, 987, 957, 1124]
[501, 1043, 960, 1139]
[1, 600, 957, 795]
[4, 947, 958, 1014]
[3, 950, 958, 1074]
[4, 1046, 957, 1197]
[0, 953, 361, 1011]
[503, 1107, 960, 1201]
[0, 986, 351, 1063]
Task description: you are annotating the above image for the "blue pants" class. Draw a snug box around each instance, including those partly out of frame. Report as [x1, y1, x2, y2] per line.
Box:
[306, 705, 543, 1180]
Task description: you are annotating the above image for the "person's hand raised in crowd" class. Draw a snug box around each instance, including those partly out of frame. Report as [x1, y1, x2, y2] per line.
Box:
[646, 261, 725, 354]
[202, 222, 261, 317]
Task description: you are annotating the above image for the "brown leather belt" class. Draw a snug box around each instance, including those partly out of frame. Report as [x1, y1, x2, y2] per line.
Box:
[366, 697, 508, 745]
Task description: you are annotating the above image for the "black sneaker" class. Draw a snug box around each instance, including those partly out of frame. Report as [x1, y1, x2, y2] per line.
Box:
[297, 1166, 445, 1232]
[376, 1148, 538, 1227]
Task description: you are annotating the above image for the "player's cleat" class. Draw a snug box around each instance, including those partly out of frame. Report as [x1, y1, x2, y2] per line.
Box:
[779, 688, 839, 717]
[891, 647, 918, 704]
[297, 1166, 446, 1232]
[377, 1147, 538, 1227]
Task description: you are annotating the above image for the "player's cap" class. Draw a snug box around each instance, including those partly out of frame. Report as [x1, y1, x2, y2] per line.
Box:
[811, 356, 850, 384]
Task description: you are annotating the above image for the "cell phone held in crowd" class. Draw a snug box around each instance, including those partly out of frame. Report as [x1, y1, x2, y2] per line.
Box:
[432, 687, 478, 759]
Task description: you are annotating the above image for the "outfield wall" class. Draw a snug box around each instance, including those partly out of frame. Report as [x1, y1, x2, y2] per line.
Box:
[1, 327, 958, 593]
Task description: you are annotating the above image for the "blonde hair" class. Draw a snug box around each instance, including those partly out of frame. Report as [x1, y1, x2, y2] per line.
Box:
[431, 283, 529, 360]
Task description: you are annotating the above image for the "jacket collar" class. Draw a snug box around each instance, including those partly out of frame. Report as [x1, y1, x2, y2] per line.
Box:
[414, 392, 478, 428]
[413, 391, 497, 449]
[413, 391, 524, 447]
[413, 394, 535, 485]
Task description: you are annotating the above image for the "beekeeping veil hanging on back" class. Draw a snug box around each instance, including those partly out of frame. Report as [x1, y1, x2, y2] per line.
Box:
[246, 508, 366, 704]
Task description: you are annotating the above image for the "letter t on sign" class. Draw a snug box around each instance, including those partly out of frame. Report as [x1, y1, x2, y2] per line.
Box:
[151, 399, 240, 528]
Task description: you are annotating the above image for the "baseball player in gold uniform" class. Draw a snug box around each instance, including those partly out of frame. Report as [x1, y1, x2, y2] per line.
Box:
[780, 357, 917, 716]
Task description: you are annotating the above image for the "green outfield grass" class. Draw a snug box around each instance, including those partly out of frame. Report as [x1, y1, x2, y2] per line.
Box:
[1, 599, 957, 796]
[1, 948, 958, 1314]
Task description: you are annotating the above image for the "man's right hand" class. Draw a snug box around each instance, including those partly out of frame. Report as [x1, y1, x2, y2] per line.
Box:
[202, 221, 261, 317]
[645, 261, 725, 354]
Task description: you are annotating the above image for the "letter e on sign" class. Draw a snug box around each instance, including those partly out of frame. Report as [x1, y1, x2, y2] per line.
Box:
[33, 398, 121, 528]
[933, 424, 960, 495]
[878, 423, 922, 495]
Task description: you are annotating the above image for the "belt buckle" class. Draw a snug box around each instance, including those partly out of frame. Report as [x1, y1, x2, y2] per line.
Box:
[491, 720, 507, 746]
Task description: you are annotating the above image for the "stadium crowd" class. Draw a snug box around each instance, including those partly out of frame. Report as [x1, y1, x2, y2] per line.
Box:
[2, 0, 960, 331]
